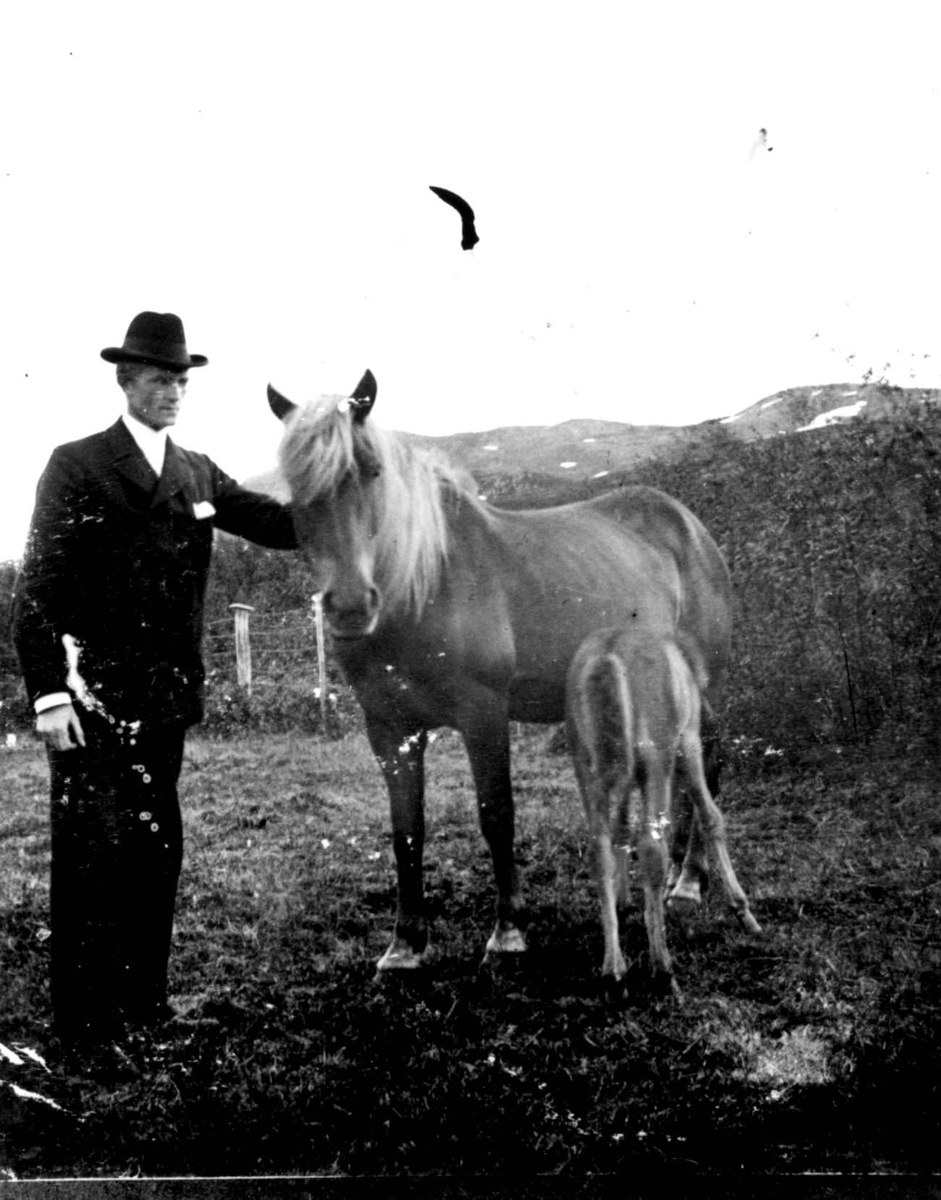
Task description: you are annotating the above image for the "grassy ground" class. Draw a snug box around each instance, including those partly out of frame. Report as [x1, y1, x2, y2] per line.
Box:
[0, 726, 938, 1179]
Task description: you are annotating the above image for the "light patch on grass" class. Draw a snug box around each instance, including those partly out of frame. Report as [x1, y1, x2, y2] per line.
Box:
[707, 1010, 852, 1100]
[747, 1026, 834, 1088]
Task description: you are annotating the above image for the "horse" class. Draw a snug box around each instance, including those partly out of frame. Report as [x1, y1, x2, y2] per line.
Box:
[566, 626, 761, 998]
[267, 370, 733, 971]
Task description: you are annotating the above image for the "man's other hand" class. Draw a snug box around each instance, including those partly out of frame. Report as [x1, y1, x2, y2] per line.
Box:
[36, 703, 86, 751]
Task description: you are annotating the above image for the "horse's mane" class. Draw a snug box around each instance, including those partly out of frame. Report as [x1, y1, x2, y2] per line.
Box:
[277, 396, 490, 616]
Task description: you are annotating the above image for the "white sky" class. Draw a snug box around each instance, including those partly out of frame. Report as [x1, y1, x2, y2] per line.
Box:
[1, 1, 939, 559]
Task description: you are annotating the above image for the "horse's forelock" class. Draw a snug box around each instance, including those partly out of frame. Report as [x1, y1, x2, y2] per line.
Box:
[277, 397, 357, 507]
[278, 397, 486, 617]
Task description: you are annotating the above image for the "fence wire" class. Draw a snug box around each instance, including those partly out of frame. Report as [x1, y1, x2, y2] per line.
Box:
[205, 606, 325, 692]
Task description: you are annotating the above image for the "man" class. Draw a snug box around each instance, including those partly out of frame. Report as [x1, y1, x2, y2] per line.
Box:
[12, 312, 297, 1065]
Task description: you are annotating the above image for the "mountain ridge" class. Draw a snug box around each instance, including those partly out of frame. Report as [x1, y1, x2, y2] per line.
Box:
[245, 381, 940, 499]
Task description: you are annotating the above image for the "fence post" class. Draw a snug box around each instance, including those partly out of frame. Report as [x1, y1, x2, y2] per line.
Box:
[230, 604, 255, 695]
[312, 593, 327, 721]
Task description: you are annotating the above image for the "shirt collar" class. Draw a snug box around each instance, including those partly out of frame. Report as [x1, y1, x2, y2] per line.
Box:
[121, 413, 169, 476]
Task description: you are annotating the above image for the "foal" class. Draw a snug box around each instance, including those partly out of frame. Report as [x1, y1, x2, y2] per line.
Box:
[565, 627, 760, 997]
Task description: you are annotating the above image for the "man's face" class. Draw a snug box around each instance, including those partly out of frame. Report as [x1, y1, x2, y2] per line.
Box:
[124, 366, 189, 430]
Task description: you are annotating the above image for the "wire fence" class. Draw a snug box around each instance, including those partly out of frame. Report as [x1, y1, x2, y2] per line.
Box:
[200, 600, 358, 734]
[204, 603, 325, 689]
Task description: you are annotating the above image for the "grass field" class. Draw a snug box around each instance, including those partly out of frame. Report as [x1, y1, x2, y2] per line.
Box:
[0, 725, 939, 1180]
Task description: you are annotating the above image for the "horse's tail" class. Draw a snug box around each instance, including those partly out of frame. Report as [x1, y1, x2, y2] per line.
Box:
[575, 650, 636, 798]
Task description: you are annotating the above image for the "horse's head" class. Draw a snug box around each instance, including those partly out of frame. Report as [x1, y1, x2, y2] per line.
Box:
[269, 370, 385, 640]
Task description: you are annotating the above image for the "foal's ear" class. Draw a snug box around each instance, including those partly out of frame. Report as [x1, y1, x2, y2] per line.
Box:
[267, 384, 297, 421]
[349, 369, 377, 424]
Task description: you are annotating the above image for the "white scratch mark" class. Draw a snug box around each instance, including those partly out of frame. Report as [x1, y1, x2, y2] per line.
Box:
[8, 1083, 66, 1112]
[11, 1045, 49, 1072]
[63, 634, 113, 722]
[0, 1043, 24, 1066]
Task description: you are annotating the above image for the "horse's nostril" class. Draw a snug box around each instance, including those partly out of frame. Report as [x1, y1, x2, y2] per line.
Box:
[323, 587, 381, 620]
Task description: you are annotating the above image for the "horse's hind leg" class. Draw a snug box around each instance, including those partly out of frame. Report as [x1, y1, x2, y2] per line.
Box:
[668, 705, 722, 914]
[677, 730, 761, 935]
[668, 798, 710, 915]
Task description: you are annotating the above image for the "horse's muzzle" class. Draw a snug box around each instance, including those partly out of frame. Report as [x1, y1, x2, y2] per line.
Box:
[323, 587, 381, 640]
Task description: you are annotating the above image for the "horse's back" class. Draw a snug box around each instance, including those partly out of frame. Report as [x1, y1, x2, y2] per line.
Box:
[486, 485, 730, 715]
[585, 485, 730, 691]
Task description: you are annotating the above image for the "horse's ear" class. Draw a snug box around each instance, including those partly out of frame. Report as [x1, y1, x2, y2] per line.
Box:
[349, 369, 377, 424]
[267, 384, 297, 421]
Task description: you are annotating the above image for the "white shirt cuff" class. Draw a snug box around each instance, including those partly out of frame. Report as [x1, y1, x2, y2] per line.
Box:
[34, 693, 73, 714]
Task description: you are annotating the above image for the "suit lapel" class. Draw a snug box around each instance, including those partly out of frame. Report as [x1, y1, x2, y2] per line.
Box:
[104, 420, 159, 499]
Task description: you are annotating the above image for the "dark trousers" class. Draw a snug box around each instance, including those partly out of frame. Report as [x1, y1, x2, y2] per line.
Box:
[47, 712, 187, 1045]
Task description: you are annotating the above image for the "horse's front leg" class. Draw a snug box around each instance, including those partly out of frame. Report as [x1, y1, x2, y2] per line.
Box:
[365, 716, 430, 970]
[460, 704, 526, 958]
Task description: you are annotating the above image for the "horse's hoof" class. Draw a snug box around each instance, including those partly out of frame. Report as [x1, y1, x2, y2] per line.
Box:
[739, 911, 762, 935]
[485, 927, 527, 956]
[375, 942, 429, 972]
[668, 878, 702, 907]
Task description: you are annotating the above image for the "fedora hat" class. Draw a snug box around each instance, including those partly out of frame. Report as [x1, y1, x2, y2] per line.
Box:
[100, 312, 208, 369]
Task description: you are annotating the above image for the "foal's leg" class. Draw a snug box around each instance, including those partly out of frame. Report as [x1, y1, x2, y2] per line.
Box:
[574, 762, 628, 986]
[612, 786, 636, 909]
[677, 730, 761, 935]
[636, 755, 678, 994]
[460, 700, 526, 957]
[366, 715, 431, 970]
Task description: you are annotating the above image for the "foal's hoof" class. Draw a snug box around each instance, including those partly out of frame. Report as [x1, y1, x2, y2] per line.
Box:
[601, 974, 629, 1006]
[739, 910, 762, 935]
[649, 970, 683, 1004]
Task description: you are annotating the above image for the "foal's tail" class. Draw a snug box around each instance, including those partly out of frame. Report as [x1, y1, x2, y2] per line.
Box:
[575, 651, 635, 796]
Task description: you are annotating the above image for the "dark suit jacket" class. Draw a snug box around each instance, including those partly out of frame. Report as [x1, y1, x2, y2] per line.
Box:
[13, 419, 297, 727]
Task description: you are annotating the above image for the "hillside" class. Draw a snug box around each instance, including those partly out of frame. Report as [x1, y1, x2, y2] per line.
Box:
[416, 381, 940, 481]
[245, 382, 940, 495]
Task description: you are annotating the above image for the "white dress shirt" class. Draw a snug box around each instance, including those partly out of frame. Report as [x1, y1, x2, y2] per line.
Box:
[120, 412, 168, 478]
